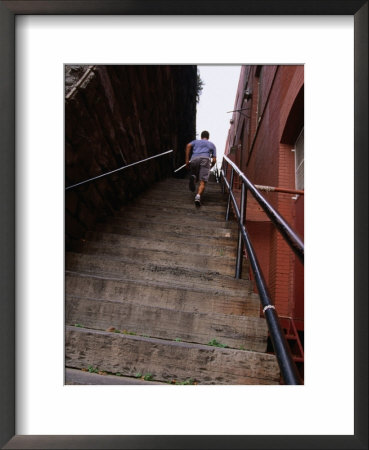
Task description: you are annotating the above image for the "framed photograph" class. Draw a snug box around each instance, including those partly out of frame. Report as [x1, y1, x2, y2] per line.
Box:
[1, 1, 367, 449]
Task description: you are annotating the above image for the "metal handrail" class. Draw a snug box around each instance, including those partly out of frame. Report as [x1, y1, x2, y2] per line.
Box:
[255, 184, 304, 196]
[221, 156, 303, 385]
[66, 149, 173, 190]
[223, 155, 304, 263]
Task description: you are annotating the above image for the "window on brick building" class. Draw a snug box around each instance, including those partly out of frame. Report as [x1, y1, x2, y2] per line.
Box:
[294, 128, 304, 190]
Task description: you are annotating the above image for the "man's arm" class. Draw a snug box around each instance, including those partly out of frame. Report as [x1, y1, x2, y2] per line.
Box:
[185, 143, 192, 168]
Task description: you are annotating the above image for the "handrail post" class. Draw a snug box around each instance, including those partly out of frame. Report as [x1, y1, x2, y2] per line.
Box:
[221, 160, 226, 194]
[235, 181, 246, 279]
[225, 167, 234, 222]
[222, 160, 228, 195]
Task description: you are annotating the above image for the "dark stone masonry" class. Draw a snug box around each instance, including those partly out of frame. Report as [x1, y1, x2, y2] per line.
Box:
[65, 65, 197, 249]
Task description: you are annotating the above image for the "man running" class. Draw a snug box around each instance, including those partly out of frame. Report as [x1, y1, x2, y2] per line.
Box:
[185, 131, 217, 207]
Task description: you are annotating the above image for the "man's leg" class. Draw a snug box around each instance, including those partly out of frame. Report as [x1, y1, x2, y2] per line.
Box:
[195, 159, 210, 206]
[188, 159, 199, 192]
[189, 173, 196, 192]
[195, 181, 205, 207]
[197, 180, 206, 196]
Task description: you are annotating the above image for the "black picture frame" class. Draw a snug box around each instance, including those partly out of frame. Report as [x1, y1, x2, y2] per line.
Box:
[1, 1, 367, 449]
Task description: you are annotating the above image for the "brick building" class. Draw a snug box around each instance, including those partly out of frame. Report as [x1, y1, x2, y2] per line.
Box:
[224, 65, 304, 354]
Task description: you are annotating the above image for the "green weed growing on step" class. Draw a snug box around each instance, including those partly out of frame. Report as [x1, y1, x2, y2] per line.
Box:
[175, 338, 182, 342]
[177, 378, 196, 385]
[122, 330, 136, 335]
[143, 373, 153, 381]
[134, 372, 142, 378]
[114, 329, 121, 333]
[74, 323, 83, 328]
[239, 345, 246, 350]
[208, 338, 228, 348]
[88, 365, 99, 373]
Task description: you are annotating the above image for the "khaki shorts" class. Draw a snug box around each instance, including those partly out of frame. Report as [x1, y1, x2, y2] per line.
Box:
[190, 157, 211, 182]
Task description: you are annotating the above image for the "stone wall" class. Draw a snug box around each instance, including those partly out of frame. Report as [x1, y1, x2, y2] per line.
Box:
[65, 65, 197, 249]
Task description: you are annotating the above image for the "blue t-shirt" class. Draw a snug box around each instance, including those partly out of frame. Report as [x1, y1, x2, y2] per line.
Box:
[190, 139, 216, 159]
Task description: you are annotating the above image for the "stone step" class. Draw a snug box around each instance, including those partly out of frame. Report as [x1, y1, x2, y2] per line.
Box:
[65, 326, 280, 385]
[66, 272, 261, 317]
[137, 191, 223, 202]
[66, 295, 267, 352]
[65, 177, 277, 385]
[144, 191, 225, 204]
[77, 240, 241, 277]
[159, 177, 221, 184]
[85, 230, 238, 258]
[65, 368, 166, 385]
[66, 252, 252, 296]
[155, 178, 223, 191]
[110, 208, 230, 227]
[92, 220, 238, 248]
[148, 178, 224, 191]
[119, 198, 228, 215]
[131, 180, 227, 195]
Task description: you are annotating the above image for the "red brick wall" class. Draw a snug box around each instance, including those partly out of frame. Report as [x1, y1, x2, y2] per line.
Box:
[293, 195, 304, 328]
[225, 65, 304, 327]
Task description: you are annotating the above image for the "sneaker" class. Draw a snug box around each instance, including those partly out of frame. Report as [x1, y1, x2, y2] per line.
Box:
[194, 194, 201, 207]
[189, 174, 196, 192]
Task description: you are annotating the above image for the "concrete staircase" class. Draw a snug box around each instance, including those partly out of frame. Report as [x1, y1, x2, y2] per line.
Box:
[65, 178, 280, 385]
